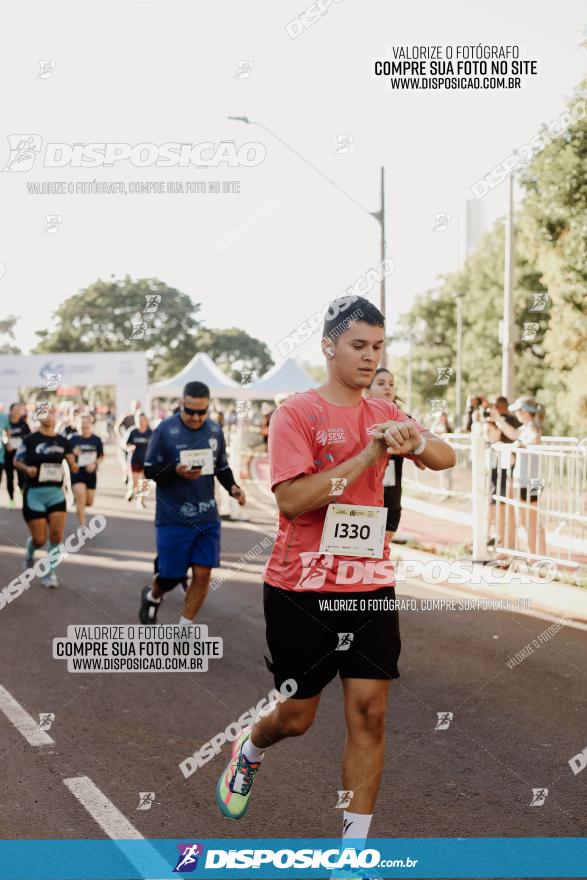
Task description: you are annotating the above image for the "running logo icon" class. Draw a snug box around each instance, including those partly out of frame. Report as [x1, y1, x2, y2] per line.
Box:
[235, 400, 251, 418]
[336, 633, 354, 651]
[296, 552, 334, 589]
[336, 790, 354, 809]
[330, 477, 347, 496]
[43, 215, 63, 235]
[333, 135, 353, 155]
[34, 402, 51, 419]
[173, 843, 203, 872]
[522, 322, 540, 341]
[37, 60, 56, 79]
[235, 60, 254, 78]
[136, 791, 155, 810]
[435, 712, 453, 730]
[432, 212, 451, 231]
[530, 788, 548, 806]
[434, 367, 453, 385]
[529, 293, 549, 312]
[43, 373, 62, 391]
[529, 478, 545, 497]
[2, 134, 42, 171]
[38, 713, 55, 731]
[143, 294, 161, 313]
[130, 321, 148, 340]
[430, 399, 447, 416]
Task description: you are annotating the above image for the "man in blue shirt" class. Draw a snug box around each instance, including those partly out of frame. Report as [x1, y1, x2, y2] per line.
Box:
[139, 381, 246, 626]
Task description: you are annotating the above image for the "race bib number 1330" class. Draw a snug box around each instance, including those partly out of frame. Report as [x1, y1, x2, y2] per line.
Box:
[319, 504, 386, 558]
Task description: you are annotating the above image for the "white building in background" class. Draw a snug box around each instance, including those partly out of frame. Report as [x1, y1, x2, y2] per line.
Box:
[465, 198, 487, 257]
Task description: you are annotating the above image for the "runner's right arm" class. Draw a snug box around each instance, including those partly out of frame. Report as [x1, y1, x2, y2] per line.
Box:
[271, 406, 388, 521]
[13, 439, 35, 477]
[142, 425, 196, 484]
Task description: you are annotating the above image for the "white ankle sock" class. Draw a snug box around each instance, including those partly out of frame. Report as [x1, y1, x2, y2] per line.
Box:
[179, 615, 193, 626]
[241, 734, 265, 764]
[342, 811, 372, 844]
[146, 589, 161, 604]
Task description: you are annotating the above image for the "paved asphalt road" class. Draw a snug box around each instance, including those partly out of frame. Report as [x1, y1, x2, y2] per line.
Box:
[0, 447, 585, 877]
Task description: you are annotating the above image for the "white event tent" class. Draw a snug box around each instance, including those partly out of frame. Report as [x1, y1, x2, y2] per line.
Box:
[148, 353, 318, 402]
[149, 353, 240, 399]
[244, 358, 319, 400]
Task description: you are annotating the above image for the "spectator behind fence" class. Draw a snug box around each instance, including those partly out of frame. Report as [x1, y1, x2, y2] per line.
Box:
[484, 396, 521, 548]
[430, 412, 453, 435]
[462, 395, 482, 432]
[430, 411, 454, 494]
[493, 396, 546, 560]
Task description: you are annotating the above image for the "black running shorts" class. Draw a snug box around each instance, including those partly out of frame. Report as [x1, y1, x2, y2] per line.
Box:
[263, 583, 401, 699]
[22, 487, 67, 522]
[71, 472, 97, 490]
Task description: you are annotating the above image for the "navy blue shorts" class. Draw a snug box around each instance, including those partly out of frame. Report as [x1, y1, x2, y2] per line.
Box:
[71, 473, 97, 490]
[156, 521, 221, 577]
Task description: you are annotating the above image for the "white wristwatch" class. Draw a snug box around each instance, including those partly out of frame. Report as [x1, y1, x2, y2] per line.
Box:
[412, 436, 427, 456]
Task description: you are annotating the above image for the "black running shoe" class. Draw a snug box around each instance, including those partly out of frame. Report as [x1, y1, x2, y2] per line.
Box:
[139, 585, 160, 624]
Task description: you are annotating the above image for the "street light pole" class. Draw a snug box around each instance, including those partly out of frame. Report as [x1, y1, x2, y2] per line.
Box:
[407, 333, 413, 413]
[502, 169, 515, 400]
[370, 166, 387, 364]
[228, 117, 388, 360]
[455, 291, 464, 428]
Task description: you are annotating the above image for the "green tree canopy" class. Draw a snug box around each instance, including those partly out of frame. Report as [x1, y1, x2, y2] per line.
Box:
[0, 315, 21, 354]
[394, 80, 586, 435]
[192, 327, 273, 382]
[518, 79, 587, 430]
[34, 276, 274, 383]
[34, 276, 202, 380]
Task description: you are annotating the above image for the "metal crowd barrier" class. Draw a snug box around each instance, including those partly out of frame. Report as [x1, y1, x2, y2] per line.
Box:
[401, 433, 587, 568]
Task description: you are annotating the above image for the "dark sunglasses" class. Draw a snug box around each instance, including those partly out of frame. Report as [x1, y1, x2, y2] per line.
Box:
[182, 404, 209, 416]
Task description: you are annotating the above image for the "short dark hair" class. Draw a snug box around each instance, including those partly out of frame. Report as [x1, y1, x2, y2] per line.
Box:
[183, 381, 210, 399]
[323, 296, 384, 344]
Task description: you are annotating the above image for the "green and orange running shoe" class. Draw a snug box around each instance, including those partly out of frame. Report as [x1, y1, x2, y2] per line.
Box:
[216, 728, 261, 820]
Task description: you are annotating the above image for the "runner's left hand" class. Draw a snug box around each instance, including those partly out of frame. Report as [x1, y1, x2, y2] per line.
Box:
[231, 486, 246, 506]
[372, 419, 422, 455]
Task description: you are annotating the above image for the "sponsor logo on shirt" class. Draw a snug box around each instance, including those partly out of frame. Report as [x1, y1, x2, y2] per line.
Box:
[179, 502, 200, 518]
[34, 443, 64, 455]
[316, 427, 346, 445]
[179, 499, 217, 519]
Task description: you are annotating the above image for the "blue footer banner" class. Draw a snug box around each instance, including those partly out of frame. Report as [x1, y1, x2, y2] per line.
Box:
[0, 838, 586, 879]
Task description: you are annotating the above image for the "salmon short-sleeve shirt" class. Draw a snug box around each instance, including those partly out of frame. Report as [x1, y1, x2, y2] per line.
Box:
[262, 389, 426, 592]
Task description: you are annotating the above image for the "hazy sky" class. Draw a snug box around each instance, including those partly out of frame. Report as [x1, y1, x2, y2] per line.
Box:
[1, 0, 585, 369]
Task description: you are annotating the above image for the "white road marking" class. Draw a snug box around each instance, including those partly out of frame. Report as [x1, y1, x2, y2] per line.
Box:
[64, 776, 142, 838]
[64, 776, 170, 878]
[0, 684, 54, 746]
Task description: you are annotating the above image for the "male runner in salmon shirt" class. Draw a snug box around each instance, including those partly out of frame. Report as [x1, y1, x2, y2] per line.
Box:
[217, 296, 455, 848]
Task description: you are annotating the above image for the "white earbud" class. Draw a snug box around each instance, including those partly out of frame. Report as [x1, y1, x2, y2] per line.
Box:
[325, 347, 334, 358]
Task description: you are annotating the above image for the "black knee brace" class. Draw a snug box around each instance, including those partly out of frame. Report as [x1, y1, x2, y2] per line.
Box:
[153, 573, 184, 593]
[153, 555, 189, 592]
